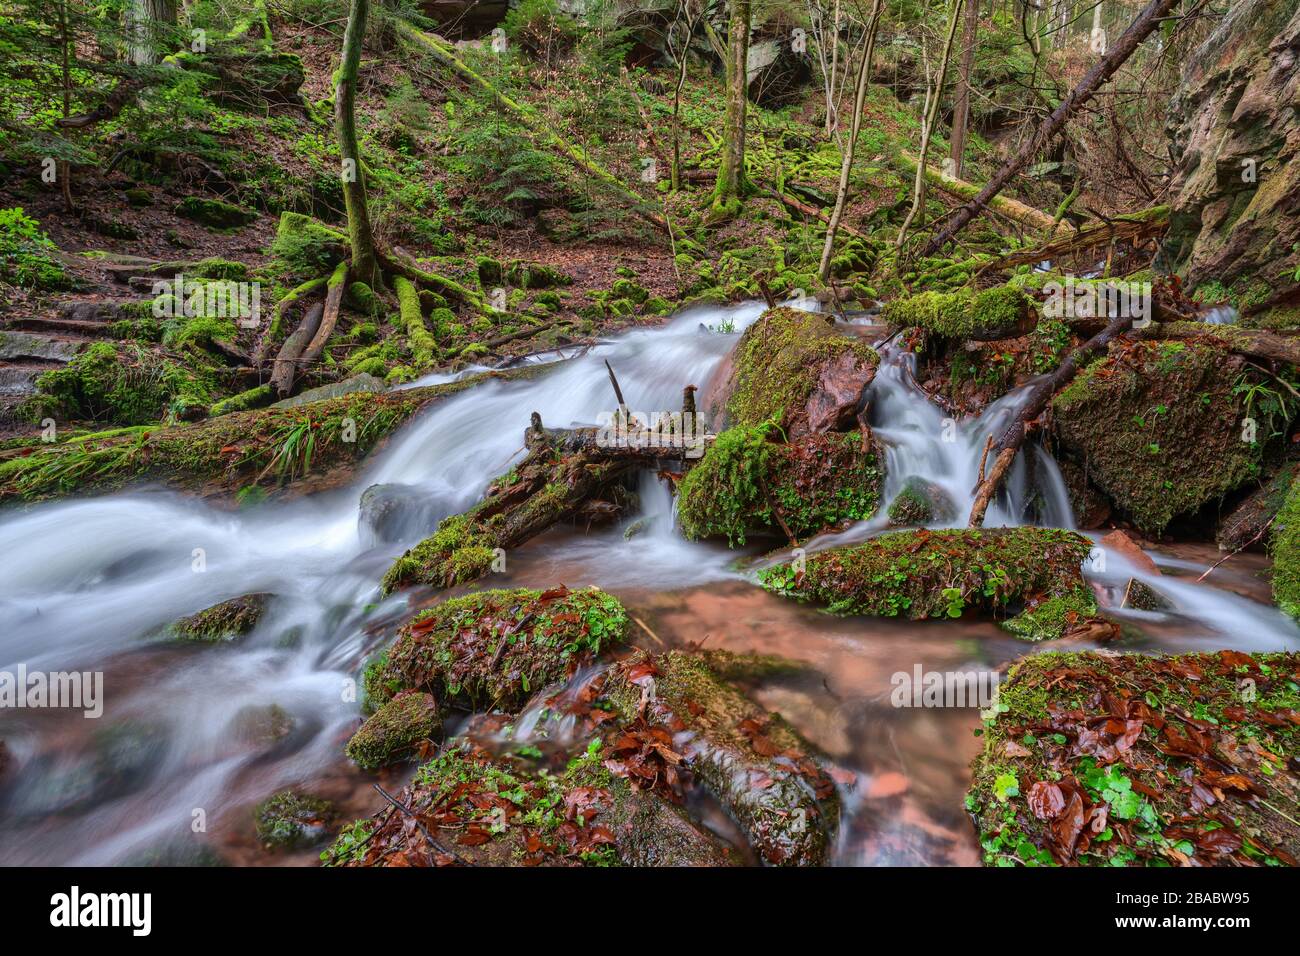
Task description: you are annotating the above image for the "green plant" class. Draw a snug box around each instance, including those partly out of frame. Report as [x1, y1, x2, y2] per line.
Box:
[0, 207, 74, 290]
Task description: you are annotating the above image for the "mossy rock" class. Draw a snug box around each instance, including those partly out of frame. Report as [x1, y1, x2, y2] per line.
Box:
[602, 651, 841, 866]
[175, 196, 258, 230]
[967, 651, 1300, 866]
[1271, 471, 1300, 621]
[678, 426, 881, 546]
[345, 691, 441, 771]
[24, 340, 216, 426]
[505, 261, 571, 289]
[476, 256, 503, 287]
[156, 592, 271, 644]
[712, 306, 878, 437]
[254, 790, 334, 850]
[886, 476, 956, 526]
[372, 586, 629, 712]
[881, 285, 1033, 339]
[270, 211, 347, 278]
[1052, 339, 1270, 535]
[325, 740, 739, 867]
[760, 527, 1097, 640]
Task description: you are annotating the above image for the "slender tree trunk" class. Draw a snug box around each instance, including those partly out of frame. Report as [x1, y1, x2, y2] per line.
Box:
[817, 0, 885, 280]
[56, 0, 74, 213]
[826, 0, 841, 137]
[949, 0, 979, 179]
[920, 0, 1181, 258]
[670, 2, 701, 192]
[896, 0, 963, 248]
[336, 0, 382, 288]
[125, 0, 177, 66]
[711, 0, 752, 213]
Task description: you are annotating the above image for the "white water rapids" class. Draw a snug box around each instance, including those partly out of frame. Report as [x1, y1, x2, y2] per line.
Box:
[0, 299, 1295, 865]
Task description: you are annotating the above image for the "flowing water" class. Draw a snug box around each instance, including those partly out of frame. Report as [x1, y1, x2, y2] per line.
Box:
[0, 297, 1296, 866]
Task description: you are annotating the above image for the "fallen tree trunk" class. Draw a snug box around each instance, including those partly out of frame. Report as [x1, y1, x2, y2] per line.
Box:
[894, 152, 1071, 238]
[969, 312, 1135, 526]
[988, 205, 1170, 270]
[528, 423, 716, 460]
[920, 0, 1182, 258]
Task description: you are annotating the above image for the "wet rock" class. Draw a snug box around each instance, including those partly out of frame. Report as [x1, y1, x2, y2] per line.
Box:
[372, 586, 630, 712]
[706, 306, 878, 439]
[881, 285, 1034, 341]
[967, 650, 1300, 866]
[254, 790, 335, 850]
[0, 331, 83, 362]
[1051, 340, 1266, 536]
[761, 527, 1100, 641]
[230, 704, 294, 747]
[357, 483, 439, 547]
[601, 651, 841, 866]
[1217, 463, 1298, 551]
[1099, 530, 1167, 611]
[886, 476, 956, 527]
[324, 741, 740, 867]
[678, 428, 881, 546]
[345, 691, 441, 771]
[156, 593, 271, 644]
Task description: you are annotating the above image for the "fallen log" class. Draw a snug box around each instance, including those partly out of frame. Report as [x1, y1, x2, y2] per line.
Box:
[1141, 322, 1300, 369]
[987, 205, 1170, 271]
[894, 151, 1071, 238]
[527, 423, 716, 460]
[968, 312, 1135, 526]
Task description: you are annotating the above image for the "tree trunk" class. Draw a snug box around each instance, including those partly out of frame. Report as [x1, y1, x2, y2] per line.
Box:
[711, 0, 752, 213]
[336, 0, 383, 289]
[896, 0, 963, 248]
[817, 0, 885, 280]
[920, 0, 1182, 258]
[948, 0, 979, 180]
[125, 0, 177, 66]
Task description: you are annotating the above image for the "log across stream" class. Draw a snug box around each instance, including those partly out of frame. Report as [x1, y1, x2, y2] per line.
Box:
[0, 299, 1296, 866]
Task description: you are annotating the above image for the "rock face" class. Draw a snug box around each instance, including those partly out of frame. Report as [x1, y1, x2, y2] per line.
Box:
[1163, 0, 1300, 300]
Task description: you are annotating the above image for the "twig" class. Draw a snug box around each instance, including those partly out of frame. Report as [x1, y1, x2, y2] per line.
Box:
[1196, 515, 1276, 583]
[371, 783, 470, 866]
[633, 615, 665, 648]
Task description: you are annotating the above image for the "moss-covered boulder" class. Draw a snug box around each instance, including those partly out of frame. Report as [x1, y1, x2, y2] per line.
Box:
[708, 306, 878, 438]
[345, 691, 441, 771]
[886, 476, 956, 526]
[881, 285, 1034, 340]
[155, 593, 270, 644]
[601, 651, 840, 866]
[505, 261, 571, 289]
[1271, 471, 1300, 620]
[324, 741, 739, 867]
[254, 790, 334, 850]
[1051, 339, 1270, 536]
[968, 651, 1300, 866]
[371, 587, 629, 712]
[175, 196, 258, 230]
[760, 527, 1098, 640]
[677, 425, 881, 546]
[269, 212, 347, 279]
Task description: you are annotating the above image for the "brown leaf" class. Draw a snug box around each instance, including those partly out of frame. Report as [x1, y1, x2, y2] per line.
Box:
[1028, 781, 1066, 821]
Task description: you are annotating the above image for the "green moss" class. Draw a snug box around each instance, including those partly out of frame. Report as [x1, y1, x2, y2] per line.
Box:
[760, 527, 1095, 627]
[175, 196, 258, 230]
[394, 275, 437, 367]
[375, 586, 629, 711]
[254, 790, 334, 850]
[157, 593, 270, 644]
[881, 285, 1031, 338]
[1052, 339, 1273, 535]
[269, 212, 347, 279]
[1002, 590, 1099, 642]
[1271, 473, 1300, 621]
[723, 307, 878, 432]
[506, 260, 571, 289]
[347, 281, 382, 317]
[25, 342, 215, 426]
[345, 691, 441, 771]
[209, 384, 273, 417]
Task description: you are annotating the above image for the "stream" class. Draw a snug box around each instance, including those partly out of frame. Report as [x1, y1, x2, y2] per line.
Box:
[1, 298, 1296, 866]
